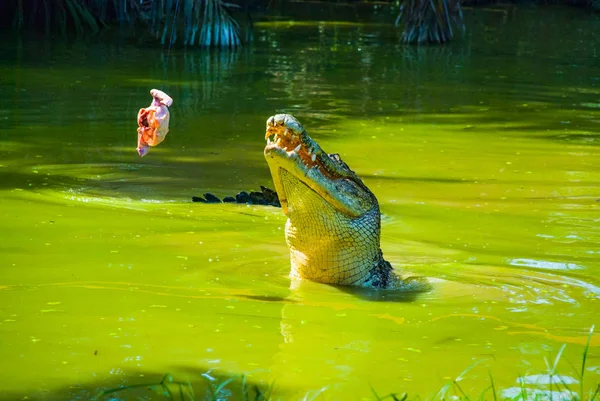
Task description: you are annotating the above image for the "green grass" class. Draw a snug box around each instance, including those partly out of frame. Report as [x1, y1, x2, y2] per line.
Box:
[93, 326, 598, 401]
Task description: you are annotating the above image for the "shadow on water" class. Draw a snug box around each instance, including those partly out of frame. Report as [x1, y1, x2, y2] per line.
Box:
[332, 284, 426, 303]
[239, 294, 296, 303]
[0, 157, 272, 201]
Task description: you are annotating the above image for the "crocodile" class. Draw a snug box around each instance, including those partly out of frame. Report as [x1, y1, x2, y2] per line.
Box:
[263, 114, 428, 290]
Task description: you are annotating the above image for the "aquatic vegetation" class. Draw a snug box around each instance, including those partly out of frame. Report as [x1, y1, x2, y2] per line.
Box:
[92, 372, 275, 401]
[442, 326, 599, 401]
[92, 373, 194, 400]
[94, 328, 599, 401]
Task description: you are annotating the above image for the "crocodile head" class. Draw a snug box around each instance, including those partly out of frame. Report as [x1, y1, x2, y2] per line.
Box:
[264, 114, 391, 287]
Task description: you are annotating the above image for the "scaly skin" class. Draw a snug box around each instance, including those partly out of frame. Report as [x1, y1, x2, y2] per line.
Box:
[264, 114, 428, 290]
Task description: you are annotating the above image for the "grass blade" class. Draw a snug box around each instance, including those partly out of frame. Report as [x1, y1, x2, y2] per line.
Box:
[581, 325, 595, 400]
[591, 384, 600, 401]
[488, 370, 497, 401]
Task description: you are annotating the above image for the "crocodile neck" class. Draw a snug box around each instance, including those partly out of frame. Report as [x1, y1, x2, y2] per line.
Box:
[281, 169, 389, 287]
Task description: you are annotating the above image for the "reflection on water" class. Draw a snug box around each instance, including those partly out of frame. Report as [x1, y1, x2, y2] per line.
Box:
[0, 5, 599, 400]
[509, 258, 584, 271]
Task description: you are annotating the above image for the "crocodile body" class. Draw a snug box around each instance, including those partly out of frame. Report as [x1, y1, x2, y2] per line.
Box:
[264, 114, 426, 290]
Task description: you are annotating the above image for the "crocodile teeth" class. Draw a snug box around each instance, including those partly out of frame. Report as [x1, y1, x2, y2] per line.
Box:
[307, 148, 312, 156]
[311, 153, 316, 162]
[293, 144, 301, 153]
[276, 137, 283, 147]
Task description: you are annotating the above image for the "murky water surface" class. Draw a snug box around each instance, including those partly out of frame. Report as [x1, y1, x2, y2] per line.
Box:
[0, 6, 599, 400]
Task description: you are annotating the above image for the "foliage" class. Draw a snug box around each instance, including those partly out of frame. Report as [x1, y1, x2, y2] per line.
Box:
[395, 0, 465, 44]
[2, 0, 249, 48]
[7, 0, 104, 35]
[92, 372, 276, 401]
[146, 0, 247, 47]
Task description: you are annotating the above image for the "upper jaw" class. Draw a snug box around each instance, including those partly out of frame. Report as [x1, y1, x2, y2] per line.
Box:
[263, 114, 374, 218]
[264, 114, 322, 169]
[263, 123, 317, 216]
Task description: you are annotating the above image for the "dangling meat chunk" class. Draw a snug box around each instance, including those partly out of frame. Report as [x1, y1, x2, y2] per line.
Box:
[137, 89, 173, 157]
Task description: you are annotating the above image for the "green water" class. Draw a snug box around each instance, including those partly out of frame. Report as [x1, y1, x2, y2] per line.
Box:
[1, 6, 599, 400]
